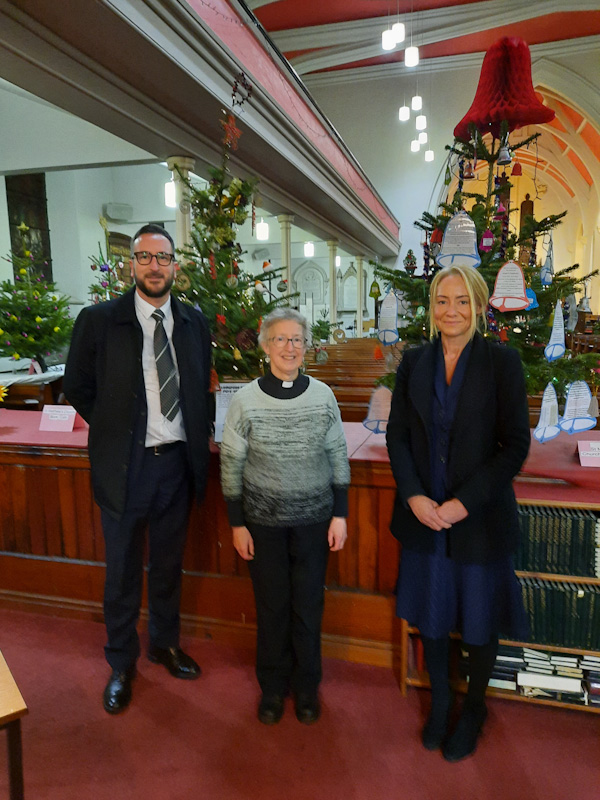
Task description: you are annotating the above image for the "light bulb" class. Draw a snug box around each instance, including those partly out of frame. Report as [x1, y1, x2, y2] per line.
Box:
[405, 45, 419, 67]
[411, 139, 420, 153]
[164, 180, 176, 208]
[418, 131, 428, 144]
[256, 217, 269, 241]
[411, 94, 422, 111]
[391, 22, 405, 43]
[382, 29, 396, 51]
[304, 241, 314, 258]
[416, 114, 427, 131]
[425, 149, 434, 162]
[398, 105, 410, 122]
[335, 255, 341, 267]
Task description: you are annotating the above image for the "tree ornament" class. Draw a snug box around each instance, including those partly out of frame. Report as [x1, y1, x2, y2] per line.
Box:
[490, 261, 529, 311]
[225, 274, 238, 288]
[454, 37, 555, 140]
[436, 210, 481, 269]
[277, 279, 288, 293]
[235, 328, 257, 351]
[220, 113, 242, 150]
[233, 347, 242, 360]
[479, 229, 494, 252]
[403, 249, 417, 276]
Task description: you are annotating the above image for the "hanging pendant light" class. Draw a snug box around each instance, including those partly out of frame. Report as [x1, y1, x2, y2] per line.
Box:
[418, 131, 428, 144]
[415, 114, 427, 131]
[256, 217, 269, 241]
[304, 241, 314, 258]
[335, 255, 341, 267]
[392, 21, 405, 43]
[382, 29, 396, 51]
[411, 94, 422, 111]
[424, 149, 434, 162]
[164, 178, 176, 208]
[410, 139, 420, 153]
[405, 45, 419, 67]
[399, 104, 410, 121]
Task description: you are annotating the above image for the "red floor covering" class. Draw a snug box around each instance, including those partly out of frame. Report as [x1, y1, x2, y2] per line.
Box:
[0, 608, 598, 800]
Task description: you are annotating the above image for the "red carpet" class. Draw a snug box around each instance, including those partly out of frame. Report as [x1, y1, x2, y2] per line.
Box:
[0, 608, 597, 800]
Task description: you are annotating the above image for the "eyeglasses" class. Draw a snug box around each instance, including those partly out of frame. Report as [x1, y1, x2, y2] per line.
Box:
[133, 251, 174, 266]
[269, 335, 306, 349]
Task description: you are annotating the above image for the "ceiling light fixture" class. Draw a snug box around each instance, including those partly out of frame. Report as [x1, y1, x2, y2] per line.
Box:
[256, 217, 269, 241]
[304, 241, 314, 258]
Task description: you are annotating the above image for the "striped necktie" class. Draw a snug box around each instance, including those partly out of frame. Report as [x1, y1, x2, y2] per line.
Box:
[151, 309, 180, 421]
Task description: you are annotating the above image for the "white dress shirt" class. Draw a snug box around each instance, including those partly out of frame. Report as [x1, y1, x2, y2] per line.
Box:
[134, 291, 186, 447]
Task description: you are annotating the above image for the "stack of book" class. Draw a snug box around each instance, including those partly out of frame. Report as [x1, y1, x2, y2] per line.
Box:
[516, 648, 586, 705]
[515, 505, 600, 577]
[581, 655, 600, 708]
[488, 644, 525, 691]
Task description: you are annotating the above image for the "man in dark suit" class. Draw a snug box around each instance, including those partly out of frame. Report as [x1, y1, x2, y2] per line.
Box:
[64, 223, 212, 714]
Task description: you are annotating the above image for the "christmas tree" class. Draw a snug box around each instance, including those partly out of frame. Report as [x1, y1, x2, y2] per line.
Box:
[173, 77, 292, 380]
[0, 222, 73, 369]
[374, 38, 599, 402]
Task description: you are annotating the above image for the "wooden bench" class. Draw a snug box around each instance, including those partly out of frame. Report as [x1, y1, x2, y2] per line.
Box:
[0, 650, 27, 800]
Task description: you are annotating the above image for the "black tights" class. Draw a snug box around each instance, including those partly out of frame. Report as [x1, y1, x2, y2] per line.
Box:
[422, 635, 498, 710]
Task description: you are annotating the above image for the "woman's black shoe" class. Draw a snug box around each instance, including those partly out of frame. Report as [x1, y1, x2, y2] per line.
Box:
[295, 692, 320, 724]
[258, 693, 285, 725]
[442, 703, 488, 762]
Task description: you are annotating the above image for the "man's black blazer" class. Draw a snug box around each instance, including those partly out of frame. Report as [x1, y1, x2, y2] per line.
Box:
[64, 288, 212, 519]
[386, 333, 531, 564]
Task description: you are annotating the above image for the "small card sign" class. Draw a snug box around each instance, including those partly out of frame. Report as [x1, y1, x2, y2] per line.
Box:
[39, 405, 84, 432]
[578, 440, 600, 468]
[214, 383, 247, 443]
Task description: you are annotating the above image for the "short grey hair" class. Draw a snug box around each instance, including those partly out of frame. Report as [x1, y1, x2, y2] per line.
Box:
[258, 307, 309, 349]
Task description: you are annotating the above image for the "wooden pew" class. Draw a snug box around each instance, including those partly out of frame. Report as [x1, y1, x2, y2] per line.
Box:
[0, 650, 27, 800]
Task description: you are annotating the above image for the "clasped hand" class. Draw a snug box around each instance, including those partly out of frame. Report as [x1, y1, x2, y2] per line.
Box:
[407, 495, 468, 531]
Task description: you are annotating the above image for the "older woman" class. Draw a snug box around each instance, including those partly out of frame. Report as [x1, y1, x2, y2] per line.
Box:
[387, 265, 530, 762]
[220, 308, 350, 725]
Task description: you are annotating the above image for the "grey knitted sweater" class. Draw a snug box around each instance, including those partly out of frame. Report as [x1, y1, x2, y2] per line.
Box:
[220, 377, 350, 527]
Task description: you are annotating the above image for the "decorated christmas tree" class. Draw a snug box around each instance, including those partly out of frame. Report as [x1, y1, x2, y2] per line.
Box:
[374, 38, 599, 408]
[174, 75, 292, 380]
[0, 222, 73, 369]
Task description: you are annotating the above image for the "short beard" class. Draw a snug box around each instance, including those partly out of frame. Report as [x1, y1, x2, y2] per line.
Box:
[135, 273, 174, 299]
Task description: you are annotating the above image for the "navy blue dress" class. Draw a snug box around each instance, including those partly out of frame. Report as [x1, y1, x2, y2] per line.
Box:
[395, 340, 529, 645]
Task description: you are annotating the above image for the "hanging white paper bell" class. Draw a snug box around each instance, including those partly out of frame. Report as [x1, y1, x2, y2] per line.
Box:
[540, 234, 554, 286]
[489, 261, 529, 311]
[363, 386, 393, 434]
[436, 210, 481, 269]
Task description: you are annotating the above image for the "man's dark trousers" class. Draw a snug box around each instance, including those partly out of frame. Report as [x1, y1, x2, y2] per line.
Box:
[101, 439, 191, 672]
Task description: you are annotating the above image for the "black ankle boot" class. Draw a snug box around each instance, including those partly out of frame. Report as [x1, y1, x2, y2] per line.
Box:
[421, 693, 453, 750]
[442, 702, 487, 762]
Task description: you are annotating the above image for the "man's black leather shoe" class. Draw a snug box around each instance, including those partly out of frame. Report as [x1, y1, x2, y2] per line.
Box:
[295, 692, 320, 725]
[148, 646, 201, 679]
[103, 669, 135, 714]
[258, 693, 285, 725]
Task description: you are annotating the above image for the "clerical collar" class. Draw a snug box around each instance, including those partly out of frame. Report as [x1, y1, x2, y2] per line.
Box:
[258, 369, 309, 399]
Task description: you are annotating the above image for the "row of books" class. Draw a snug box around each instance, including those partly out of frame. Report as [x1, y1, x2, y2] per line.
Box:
[515, 505, 600, 578]
[518, 576, 600, 650]
[462, 645, 600, 706]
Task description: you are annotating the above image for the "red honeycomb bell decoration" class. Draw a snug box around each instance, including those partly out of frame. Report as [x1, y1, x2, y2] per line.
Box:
[454, 37, 555, 141]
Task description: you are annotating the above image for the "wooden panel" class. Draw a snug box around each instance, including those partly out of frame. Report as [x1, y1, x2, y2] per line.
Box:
[26, 467, 46, 555]
[356, 486, 379, 591]
[58, 469, 78, 559]
[377, 488, 399, 594]
[74, 469, 97, 561]
[41, 468, 62, 556]
[9, 466, 27, 553]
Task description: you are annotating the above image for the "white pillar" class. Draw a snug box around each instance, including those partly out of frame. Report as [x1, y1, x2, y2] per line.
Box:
[166, 156, 195, 250]
[277, 214, 294, 294]
[356, 255, 364, 338]
[326, 239, 338, 323]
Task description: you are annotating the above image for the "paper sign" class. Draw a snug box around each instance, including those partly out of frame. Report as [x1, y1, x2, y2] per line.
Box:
[544, 301, 565, 362]
[559, 381, 596, 434]
[39, 405, 83, 432]
[214, 382, 247, 443]
[378, 291, 400, 345]
[578, 441, 600, 467]
[436, 210, 481, 269]
[363, 386, 392, 434]
[489, 261, 529, 311]
[533, 383, 561, 443]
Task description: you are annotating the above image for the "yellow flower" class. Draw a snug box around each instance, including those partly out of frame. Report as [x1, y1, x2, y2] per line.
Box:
[17, 222, 29, 233]
[35, 317, 42, 324]
[53, 326, 60, 332]
[10, 315, 17, 322]
[0, 328, 3, 335]
[12, 353, 21, 361]
[19, 268, 27, 275]
[0, 385, 7, 402]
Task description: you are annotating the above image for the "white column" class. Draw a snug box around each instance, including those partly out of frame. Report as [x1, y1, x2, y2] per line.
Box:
[166, 156, 195, 250]
[326, 239, 338, 323]
[277, 214, 294, 293]
[356, 255, 364, 338]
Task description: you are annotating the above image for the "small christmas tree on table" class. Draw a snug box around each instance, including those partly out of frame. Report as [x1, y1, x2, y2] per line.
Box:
[174, 75, 293, 380]
[375, 37, 599, 409]
[0, 222, 73, 371]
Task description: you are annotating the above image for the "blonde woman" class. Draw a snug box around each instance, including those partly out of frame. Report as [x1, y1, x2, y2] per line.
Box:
[387, 265, 530, 761]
